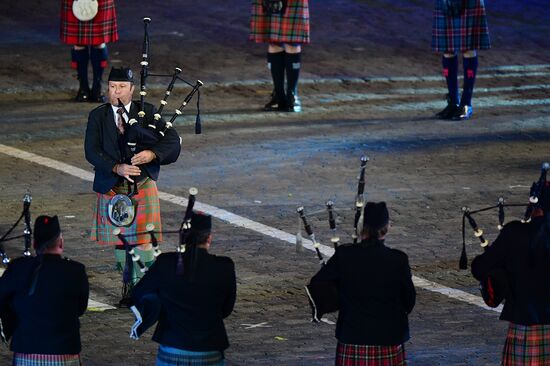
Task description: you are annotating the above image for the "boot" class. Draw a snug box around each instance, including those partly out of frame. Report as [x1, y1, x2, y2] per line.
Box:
[436, 94, 459, 120]
[285, 52, 302, 112]
[264, 52, 287, 111]
[90, 46, 108, 103]
[72, 48, 90, 102]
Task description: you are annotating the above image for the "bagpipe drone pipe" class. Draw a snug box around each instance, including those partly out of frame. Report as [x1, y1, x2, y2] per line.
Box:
[0, 193, 34, 344]
[459, 162, 549, 308]
[297, 156, 369, 322]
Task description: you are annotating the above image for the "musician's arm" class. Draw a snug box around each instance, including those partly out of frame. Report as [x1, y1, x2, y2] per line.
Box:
[77, 264, 90, 316]
[399, 254, 416, 315]
[84, 110, 118, 174]
[0, 264, 16, 305]
[222, 259, 237, 319]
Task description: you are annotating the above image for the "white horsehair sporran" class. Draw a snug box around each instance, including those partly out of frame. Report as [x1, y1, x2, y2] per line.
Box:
[108, 194, 136, 227]
[72, 0, 99, 21]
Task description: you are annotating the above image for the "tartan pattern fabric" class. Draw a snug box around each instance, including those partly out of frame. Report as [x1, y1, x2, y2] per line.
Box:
[502, 322, 550, 366]
[249, 0, 310, 44]
[335, 342, 406, 366]
[156, 345, 225, 366]
[60, 0, 118, 45]
[431, 0, 490, 52]
[13, 353, 81, 366]
[90, 178, 163, 245]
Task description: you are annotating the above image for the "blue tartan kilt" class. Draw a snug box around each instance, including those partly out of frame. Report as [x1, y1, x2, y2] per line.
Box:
[13, 353, 81, 366]
[432, 0, 491, 52]
[156, 345, 225, 366]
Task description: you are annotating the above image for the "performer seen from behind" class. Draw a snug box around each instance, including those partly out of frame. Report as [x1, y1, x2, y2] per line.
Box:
[310, 202, 416, 366]
[471, 183, 550, 365]
[250, 0, 310, 112]
[60, 0, 119, 102]
[432, 0, 490, 120]
[85, 66, 181, 286]
[0, 215, 89, 366]
[132, 212, 237, 366]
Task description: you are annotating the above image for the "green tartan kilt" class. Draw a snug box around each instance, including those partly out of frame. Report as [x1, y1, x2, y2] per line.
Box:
[90, 178, 163, 245]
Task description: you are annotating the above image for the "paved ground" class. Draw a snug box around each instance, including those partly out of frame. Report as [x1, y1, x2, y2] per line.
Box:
[1, 0, 550, 365]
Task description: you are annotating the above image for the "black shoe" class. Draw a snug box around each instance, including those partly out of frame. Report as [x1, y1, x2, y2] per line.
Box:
[435, 102, 458, 119]
[452, 105, 473, 120]
[89, 88, 106, 103]
[75, 87, 90, 102]
[287, 92, 301, 113]
[118, 295, 133, 308]
[263, 95, 287, 111]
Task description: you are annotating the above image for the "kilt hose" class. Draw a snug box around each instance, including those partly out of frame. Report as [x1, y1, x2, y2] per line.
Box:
[156, 345, 225, 366]
[249, 0, 310, 44]
[502, 322, 550, 366]
[60, 0, 118, 45]
[336, 342, 406, 366]
[13, 353, 81, 366]
[90, 178, 163, 245]
[432, 0, 490, 53]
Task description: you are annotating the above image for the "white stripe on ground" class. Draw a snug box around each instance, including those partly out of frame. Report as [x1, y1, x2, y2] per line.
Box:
[0, 144, 502, 314]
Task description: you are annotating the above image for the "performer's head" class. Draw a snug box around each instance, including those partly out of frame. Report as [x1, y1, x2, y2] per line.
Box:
[108, 67, 135, 106]
[361, 202, 390, 241]
[188, 212, 212, 249]
[33, 215, 63, 255]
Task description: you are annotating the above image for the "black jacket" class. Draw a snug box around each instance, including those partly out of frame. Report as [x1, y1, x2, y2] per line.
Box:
[132, 249, 236, 351]
[311, 240, 416, 346]
[0, 254, 89, 354]
[471, 217, 550, 325]
[84, 101, 181, 194]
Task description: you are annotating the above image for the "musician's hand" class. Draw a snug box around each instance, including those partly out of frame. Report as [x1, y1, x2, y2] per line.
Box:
[115, 164, 141, 183]
[131, 150, 157, 166]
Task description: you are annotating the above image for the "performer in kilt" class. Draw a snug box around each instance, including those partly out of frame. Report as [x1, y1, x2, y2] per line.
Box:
[310, 202, 416, 366]
[432, 0, 491, 120]
[250, 0, 310, 112]
[471, 183, 550, 365]
[85, 67, 181, 288]
[132, 212, 237, 366]
[0, 215, 89, 366]
[60, 0, 118, 102]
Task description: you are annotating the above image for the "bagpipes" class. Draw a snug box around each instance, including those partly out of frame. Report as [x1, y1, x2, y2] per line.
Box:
[460, 162, 549, 307]
[123, 187, 198, 340]
[107, 17, 203, 227]
[113, 187, 198, 304]
[0, 193, 34, 344]
[298, 156, 369, 322]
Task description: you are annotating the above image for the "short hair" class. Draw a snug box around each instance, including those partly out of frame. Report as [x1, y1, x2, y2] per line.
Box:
[187, 231, 210, 247]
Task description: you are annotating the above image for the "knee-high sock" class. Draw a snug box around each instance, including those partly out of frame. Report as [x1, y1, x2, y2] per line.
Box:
[267, 51, 286, 101]
[285, 52, 301, 97]
[461, 55, 478, 107]
[71, 47, 90, 90]
[442, 55, 458, 105]
[90, 46, 108, 92]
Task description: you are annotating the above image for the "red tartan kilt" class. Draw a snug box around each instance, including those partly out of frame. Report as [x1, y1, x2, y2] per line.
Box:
[502, 322, 550, 366]
[335, 342, 406, 366]
[249, 0, 310, 44]
[60, 0, 119, 45]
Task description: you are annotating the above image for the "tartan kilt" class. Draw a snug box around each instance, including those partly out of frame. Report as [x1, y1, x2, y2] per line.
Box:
[431, 0, 490, 52]
[60, 0, 119, 45]
[13, 353, 81, 366]
[502, 322, 550, 366]
[156, 346, 225, 366]
[336, 342, 406, 366]
[249, 0, 310, 44]
[90, 178, 163, 245]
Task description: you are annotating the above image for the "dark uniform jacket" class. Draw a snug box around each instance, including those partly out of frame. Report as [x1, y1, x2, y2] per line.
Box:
[0, 254, 89, 354]
[471, 217, 550, 325]
[132, 249, 236, 351]
[84, 101, 181, 194]
[311, 240, 416, 346]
